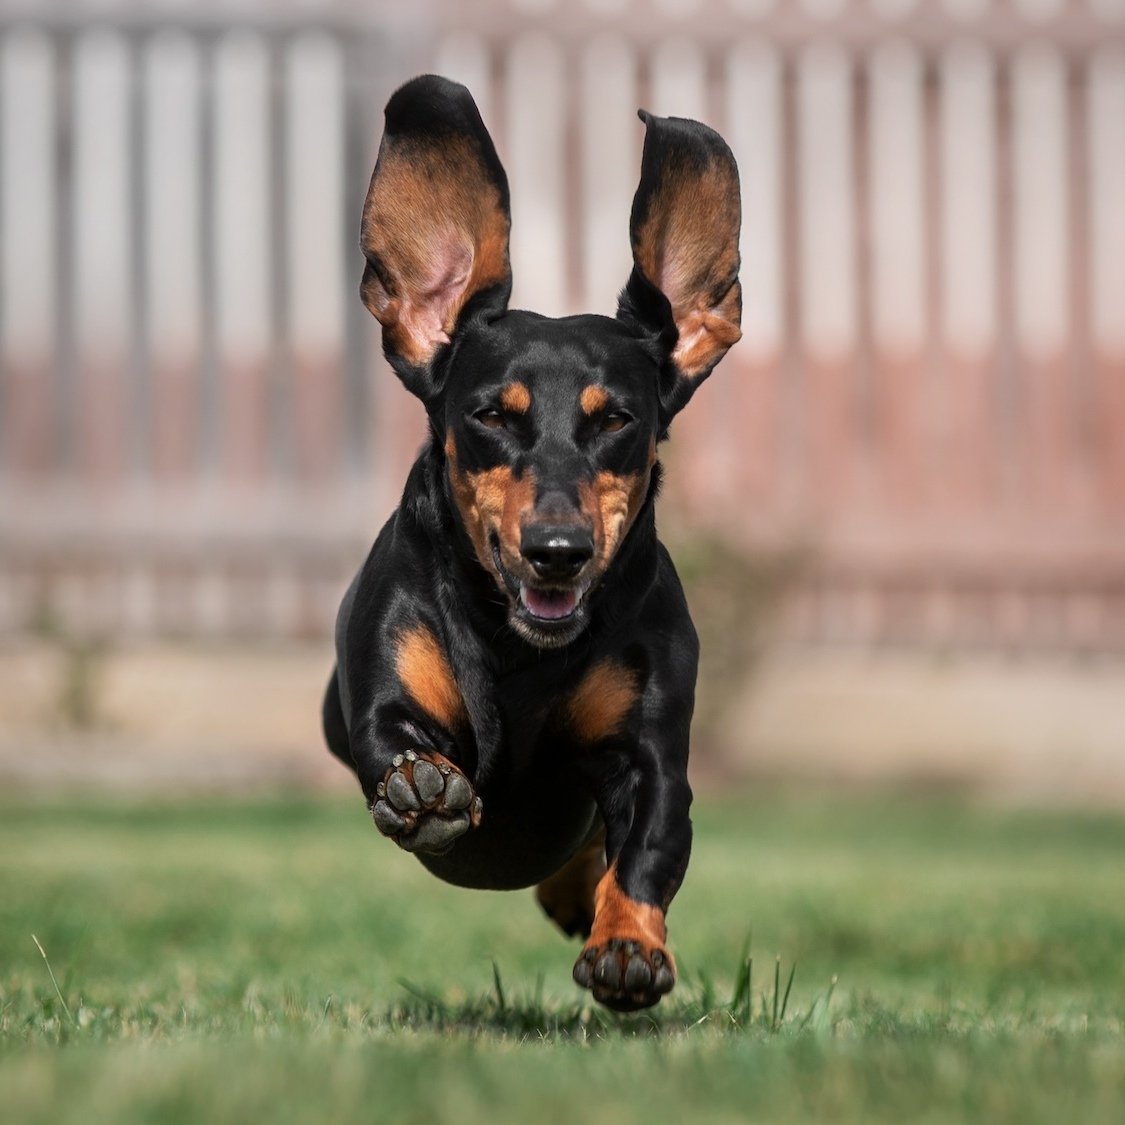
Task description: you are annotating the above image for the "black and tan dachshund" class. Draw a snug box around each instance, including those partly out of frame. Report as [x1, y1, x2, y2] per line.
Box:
[323, 74, 741, 1011]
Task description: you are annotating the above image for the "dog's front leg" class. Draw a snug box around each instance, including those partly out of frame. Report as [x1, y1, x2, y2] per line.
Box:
[573, 737, 693, 1011]
[348, 714, 483, 856]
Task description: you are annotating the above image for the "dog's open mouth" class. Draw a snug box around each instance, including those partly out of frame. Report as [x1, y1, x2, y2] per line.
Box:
[514, 581, 588, 647]
[490, 535, 589, 647]
[520, 585, 579, 621]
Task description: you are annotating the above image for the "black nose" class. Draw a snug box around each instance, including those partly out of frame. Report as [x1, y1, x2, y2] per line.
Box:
[520, 524, 594, 582]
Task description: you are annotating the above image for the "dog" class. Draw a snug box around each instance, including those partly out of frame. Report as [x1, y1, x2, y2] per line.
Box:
[323, 74, 741, 1011]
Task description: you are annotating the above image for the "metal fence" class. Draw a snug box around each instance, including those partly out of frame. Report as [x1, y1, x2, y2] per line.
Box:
[1, 0, 1123, 649]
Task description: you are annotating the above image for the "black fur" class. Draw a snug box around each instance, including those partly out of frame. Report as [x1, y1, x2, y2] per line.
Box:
[324, 75, 740, 1007]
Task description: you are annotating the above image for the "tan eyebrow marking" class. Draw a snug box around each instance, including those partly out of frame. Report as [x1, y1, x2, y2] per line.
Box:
[580, 385, 609, 415]
[500, 381, 532, 414]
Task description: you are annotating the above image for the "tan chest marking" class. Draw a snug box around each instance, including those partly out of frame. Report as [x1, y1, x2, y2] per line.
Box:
[567, 659, 639, 744]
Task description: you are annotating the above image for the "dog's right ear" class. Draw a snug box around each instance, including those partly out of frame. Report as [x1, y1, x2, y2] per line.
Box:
[360, 75, 512, 401]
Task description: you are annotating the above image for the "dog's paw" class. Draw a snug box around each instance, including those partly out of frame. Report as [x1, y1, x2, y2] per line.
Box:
[369, 750, 483, 855]
[572, 938, 676, 1012]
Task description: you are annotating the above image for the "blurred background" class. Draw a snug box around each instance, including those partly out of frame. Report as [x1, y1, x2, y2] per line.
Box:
[0, 0, 1123, 801]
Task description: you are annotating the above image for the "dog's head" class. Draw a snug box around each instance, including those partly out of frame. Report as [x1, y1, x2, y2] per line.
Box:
[360, 75, 741, 648]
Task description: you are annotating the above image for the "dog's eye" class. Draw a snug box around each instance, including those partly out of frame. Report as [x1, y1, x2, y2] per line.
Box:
[474, 409, 506, 430]
[601, 412, 632, 434]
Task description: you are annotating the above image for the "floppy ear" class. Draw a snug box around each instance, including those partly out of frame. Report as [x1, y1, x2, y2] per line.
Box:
[617, 111, 742, 420]
[360, 75, 512, 400]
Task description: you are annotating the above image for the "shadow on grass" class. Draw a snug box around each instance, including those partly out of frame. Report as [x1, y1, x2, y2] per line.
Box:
[386, 949, 834, 1041]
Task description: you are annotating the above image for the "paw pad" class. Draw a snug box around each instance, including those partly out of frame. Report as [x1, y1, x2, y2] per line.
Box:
[573, 937, 675, 1012]
[370, 751, 482, 855]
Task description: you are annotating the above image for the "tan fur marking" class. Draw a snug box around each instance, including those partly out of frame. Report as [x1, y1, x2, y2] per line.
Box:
[567, 659, 639, 744]
[445, 433, 536, 583]
[536, 830, 607, 937]
[588, 862, 669, 954]
[500, 381, 532, 414]
[395, 626, 466, 730]
[580, 385, 608, 415]
[578, 445, 654, 569]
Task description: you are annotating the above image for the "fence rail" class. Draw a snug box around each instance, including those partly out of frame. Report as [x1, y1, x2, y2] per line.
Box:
[1, 0, 1123, 649]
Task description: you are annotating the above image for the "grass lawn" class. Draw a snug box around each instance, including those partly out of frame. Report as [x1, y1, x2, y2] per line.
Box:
[2, 788, 1123, 1123]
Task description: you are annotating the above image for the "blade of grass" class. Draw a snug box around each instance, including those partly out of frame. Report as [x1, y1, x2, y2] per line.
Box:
[730, 931, 753, 1024]
[490, 959, 507, 1015]
[779, 960, 796, 1025]
[805, 974, 838, 1035]
[772, 955, 780, 1029]
[31, 934, 76, 1029]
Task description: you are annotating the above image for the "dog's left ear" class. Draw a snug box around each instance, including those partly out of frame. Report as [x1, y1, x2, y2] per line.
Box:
[360, 75, 512, 402]
[617, 111, 742, 420]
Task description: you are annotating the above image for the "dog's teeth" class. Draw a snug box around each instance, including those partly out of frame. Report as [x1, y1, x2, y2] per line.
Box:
[404, 749, 417, 762]
[392, 753, 404, 768]
[375, 782, 386, 798]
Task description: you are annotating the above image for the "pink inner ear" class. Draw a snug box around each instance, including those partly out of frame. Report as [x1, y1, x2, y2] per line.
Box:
[653, 244, 702, 330]
[399, 234, 474, 356]
[649, 237, 741, 381]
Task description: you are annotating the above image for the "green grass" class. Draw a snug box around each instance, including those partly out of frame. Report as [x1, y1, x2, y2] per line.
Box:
[2, 790, 1124, 1123]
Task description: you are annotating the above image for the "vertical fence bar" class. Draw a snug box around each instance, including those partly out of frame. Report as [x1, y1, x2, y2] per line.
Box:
[434, 31, 495, 127]
[506, 33, 568, 317]
[0, 29, 57, 478]
[649, 37, 709, 122]
[213, 30, 272, 485]
[1065, 53, 1095, 520]
[993, 52, 1020, 521]
[284, 30, 346, 484]
[868, 39, 929, 512]
[578, 34, 637, 318]
[1012, 42, 1072, 513]
[796, 41, 857, 516]
[72, 29, 134, 483]
[1088, 46, 1125, 515]
[340, 32, 381, 486]
[143, 30, 204, 480]
[726, 38, 784, 529]
[939, 41, 997, 514]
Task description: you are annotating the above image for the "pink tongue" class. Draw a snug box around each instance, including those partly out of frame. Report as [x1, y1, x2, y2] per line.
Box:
[522, 586, 578, 620]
